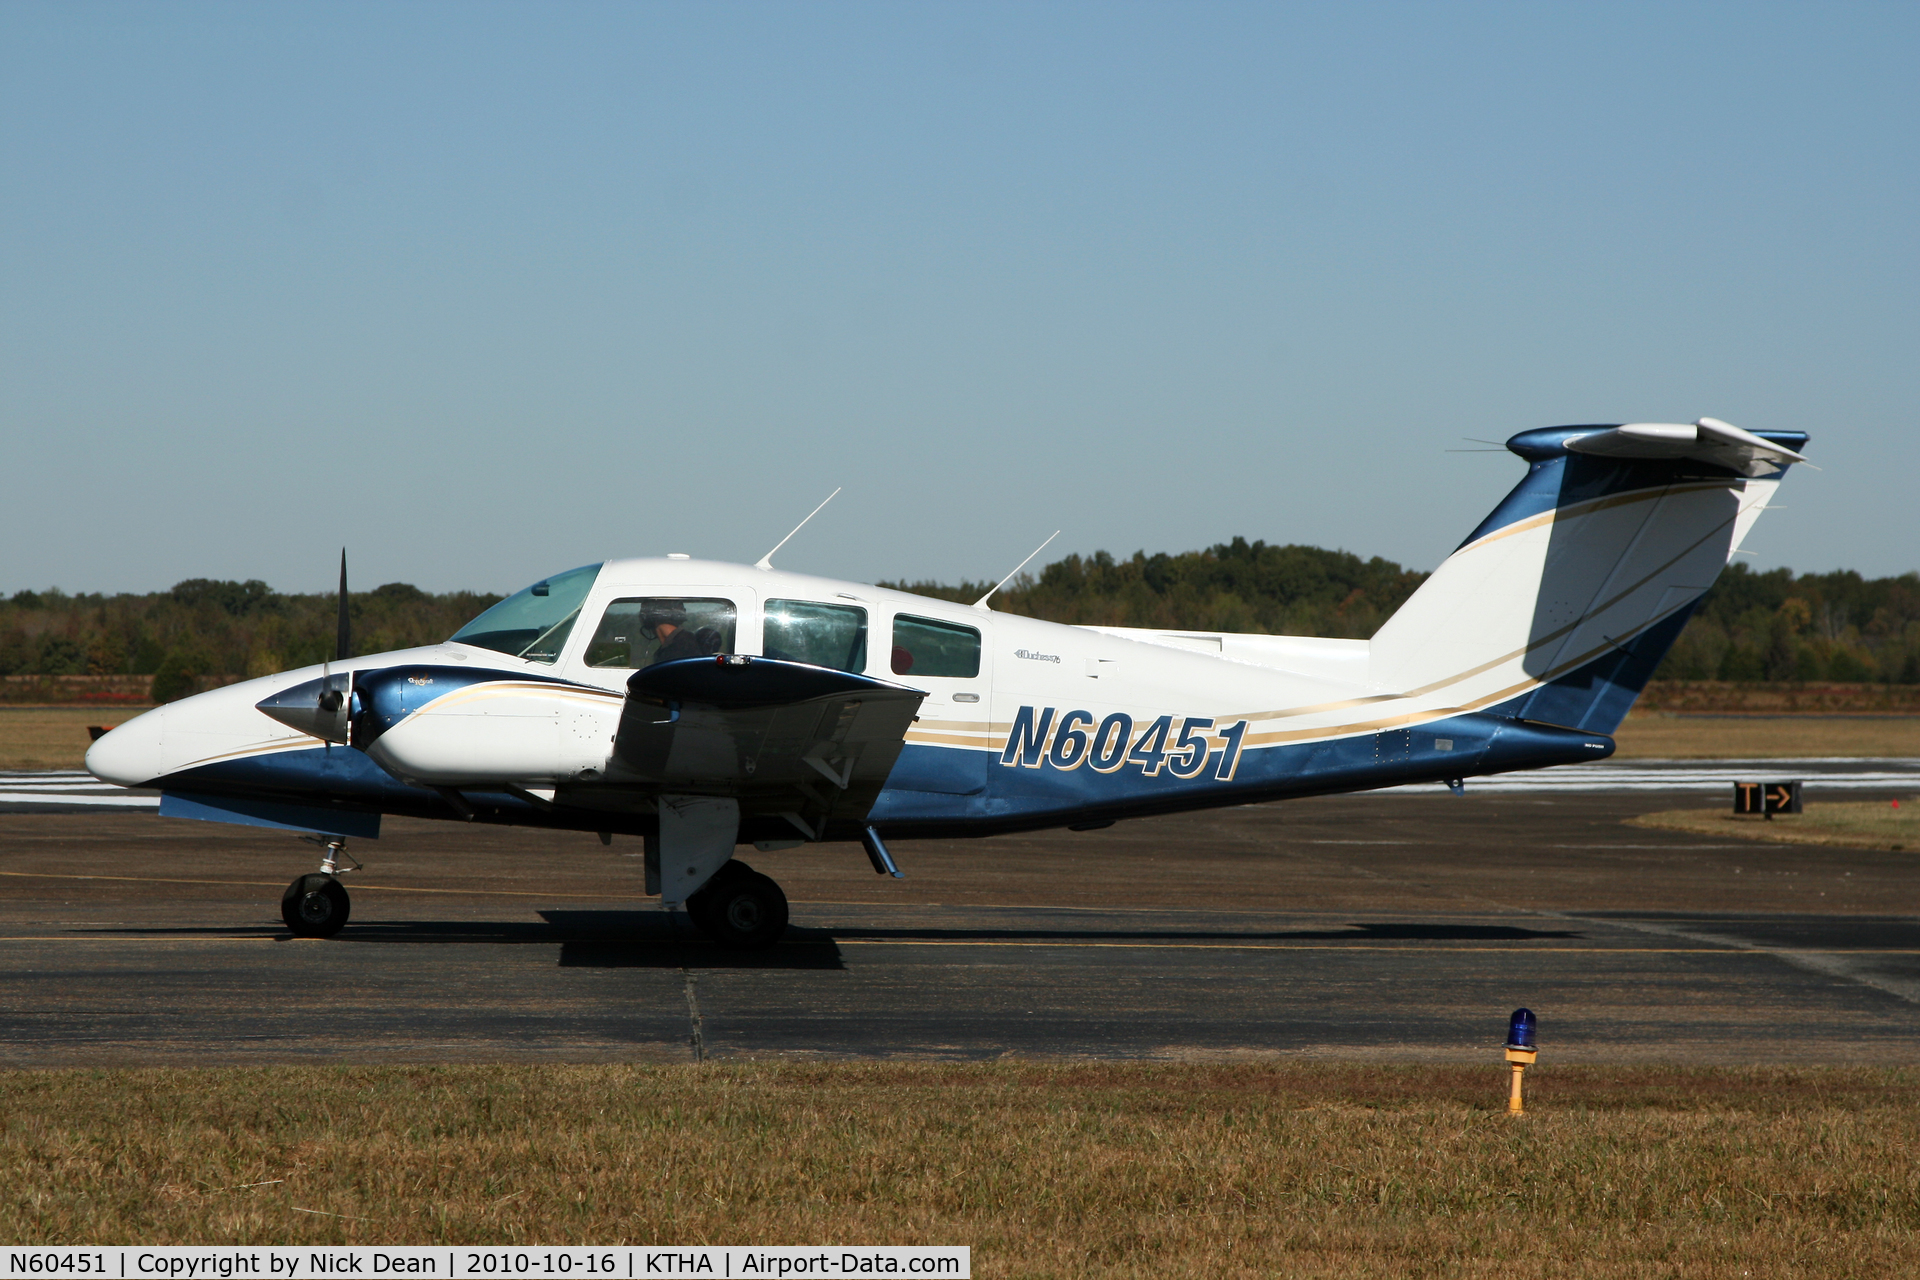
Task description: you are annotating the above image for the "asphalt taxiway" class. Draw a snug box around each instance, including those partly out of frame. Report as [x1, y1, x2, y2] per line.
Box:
[2, 782, 1917, 1066]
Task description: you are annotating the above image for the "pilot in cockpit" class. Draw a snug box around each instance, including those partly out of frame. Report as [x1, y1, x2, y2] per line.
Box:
[642, 601, 722, 666]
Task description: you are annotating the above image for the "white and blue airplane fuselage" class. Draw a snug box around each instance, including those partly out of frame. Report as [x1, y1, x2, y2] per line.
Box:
[87, 420, 1810, 946]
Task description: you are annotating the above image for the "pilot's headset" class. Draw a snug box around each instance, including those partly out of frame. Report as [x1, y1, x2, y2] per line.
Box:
[639, 601, 688, 639]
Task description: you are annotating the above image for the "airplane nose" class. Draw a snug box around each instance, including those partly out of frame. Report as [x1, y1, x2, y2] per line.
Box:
[84, 706, 168, 787]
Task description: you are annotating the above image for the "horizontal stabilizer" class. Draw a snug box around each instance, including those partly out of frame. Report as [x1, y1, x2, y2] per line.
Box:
[1564, 418, 1808, 477]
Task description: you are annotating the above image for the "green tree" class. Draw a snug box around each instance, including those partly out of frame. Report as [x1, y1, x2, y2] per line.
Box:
[37, 635, 85, 675]
[149, 647, 205, 703]
[85, 633, 128, 675]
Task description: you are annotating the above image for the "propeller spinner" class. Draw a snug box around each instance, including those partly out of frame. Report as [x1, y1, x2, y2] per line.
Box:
[255, 549, 354, 744]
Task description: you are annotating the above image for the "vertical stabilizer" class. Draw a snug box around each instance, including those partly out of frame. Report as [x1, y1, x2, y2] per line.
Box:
[1368, 421, 1809, 735]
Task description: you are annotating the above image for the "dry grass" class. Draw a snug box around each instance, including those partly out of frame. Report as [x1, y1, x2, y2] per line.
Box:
[3, 1062, 1918, 1275]
[1612, 714, 1920, 759]
[0, 706, 150, 770]
[1631, 797, 1920, 851]
[1637, 681, 1920, 715]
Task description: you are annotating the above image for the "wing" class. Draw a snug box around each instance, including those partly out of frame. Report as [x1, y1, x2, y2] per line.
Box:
[612, 656, 925, 839]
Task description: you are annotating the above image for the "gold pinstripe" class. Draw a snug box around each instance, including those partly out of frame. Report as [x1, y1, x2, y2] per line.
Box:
[906, 730, 1001, 748]
[410, 681, 623, 716]
[1453, 479, 1738, 554]
[173, 736, 332, 771]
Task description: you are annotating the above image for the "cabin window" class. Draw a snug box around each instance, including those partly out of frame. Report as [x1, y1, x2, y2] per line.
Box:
[891, 614, 981, 678]
[584, 598, 737, 668]
[449, 562, 601, 664]
[764, 599, 867, 672]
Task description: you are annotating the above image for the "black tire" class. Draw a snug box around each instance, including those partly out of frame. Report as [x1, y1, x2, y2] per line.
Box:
[685, 861, 788, 950]
[683, 859, 750, 935]
[281, 873, 350, 938]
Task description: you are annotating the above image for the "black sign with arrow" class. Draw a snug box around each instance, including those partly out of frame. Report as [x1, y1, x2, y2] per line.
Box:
[1733, 780, 1803, 818]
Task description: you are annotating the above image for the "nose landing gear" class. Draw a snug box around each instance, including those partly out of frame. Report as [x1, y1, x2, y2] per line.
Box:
[282, 873, 350, 937]
[281, 837, 357, 938]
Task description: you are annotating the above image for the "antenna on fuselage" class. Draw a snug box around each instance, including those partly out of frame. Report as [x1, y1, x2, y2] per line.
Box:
[972, 530, 1059, 611]
[754, 487, 842, 571]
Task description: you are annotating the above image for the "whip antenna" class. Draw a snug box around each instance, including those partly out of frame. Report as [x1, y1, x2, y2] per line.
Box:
[755, 488, 841, 571]
[972, 531, 1059, 610]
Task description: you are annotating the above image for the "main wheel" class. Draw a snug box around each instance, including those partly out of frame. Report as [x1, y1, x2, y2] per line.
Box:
[685, 861, 788, 950]
[281, 873, 350, 938]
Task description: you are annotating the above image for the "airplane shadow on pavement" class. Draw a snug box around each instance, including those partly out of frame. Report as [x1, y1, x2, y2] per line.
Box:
[78, 917, 1586, 974]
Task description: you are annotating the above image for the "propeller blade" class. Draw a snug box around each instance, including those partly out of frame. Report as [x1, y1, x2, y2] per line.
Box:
[335, 549, 351, 662]
[313, 551, 351, 734]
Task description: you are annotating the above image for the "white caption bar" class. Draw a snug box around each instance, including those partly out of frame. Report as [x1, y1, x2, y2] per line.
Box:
[0, 1250, 968, 1280]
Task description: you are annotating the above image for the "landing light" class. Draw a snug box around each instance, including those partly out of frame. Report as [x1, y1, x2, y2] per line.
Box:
[1503, 1007, 1538, 1115]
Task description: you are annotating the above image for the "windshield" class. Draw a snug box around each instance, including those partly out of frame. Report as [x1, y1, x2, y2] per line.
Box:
[449, 563, 602, 663]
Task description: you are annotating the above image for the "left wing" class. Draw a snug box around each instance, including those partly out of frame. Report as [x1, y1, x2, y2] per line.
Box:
[613, 656, 925, 840]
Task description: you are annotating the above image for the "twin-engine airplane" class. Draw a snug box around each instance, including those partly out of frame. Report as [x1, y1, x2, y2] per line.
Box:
[87, 419, 1809, 947]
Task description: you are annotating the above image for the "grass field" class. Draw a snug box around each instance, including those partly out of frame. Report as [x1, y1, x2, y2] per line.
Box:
[3, 1063, 1917, 1275]
[0, 706, 150, 769]
[1613, 713, 1920, 759]
[1631, 797, 1920, 851]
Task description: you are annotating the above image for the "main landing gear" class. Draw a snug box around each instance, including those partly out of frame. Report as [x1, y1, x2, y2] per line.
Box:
[282, 838, 355, 938]
[685, 860, 789, 950]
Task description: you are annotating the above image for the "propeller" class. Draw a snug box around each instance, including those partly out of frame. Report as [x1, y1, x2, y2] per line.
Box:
[318, 550, 350, 716]
[256, 550, 354, 743]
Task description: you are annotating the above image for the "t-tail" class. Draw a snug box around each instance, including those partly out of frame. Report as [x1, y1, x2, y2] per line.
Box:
[1369, 419, 1809, 735]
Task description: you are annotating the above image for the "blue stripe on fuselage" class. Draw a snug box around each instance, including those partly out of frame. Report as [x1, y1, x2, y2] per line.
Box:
[868, 713, 1610, 837]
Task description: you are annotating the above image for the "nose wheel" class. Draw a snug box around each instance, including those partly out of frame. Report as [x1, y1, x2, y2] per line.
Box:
[282, 873, 350, 937]
[685, 860, 788, 949]
[282, 836, 357, 938]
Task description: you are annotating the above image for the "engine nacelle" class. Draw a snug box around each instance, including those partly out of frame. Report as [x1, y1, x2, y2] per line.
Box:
[351, 665, 623, 787]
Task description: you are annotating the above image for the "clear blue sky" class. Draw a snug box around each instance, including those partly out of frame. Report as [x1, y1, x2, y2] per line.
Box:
[4, 1, 1915, 597]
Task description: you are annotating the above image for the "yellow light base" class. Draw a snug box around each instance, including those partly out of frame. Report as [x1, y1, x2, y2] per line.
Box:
[1504, 1047, 1537, 1114]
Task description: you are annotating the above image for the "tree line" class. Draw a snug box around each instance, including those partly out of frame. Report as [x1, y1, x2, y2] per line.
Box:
[4, 542, 1917, 701]
[1654, 562, 1920, 684]
[884, 542, 1920, 684]
[0, 579, 501, 701]
[880, 537, 1427, 639]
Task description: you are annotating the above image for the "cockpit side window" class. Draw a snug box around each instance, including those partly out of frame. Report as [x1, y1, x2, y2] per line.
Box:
[891, 614, 981, 678]
[764, 599, 867, 672]
[585, 598, 737, 668]
[449, 563, 602, 664]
